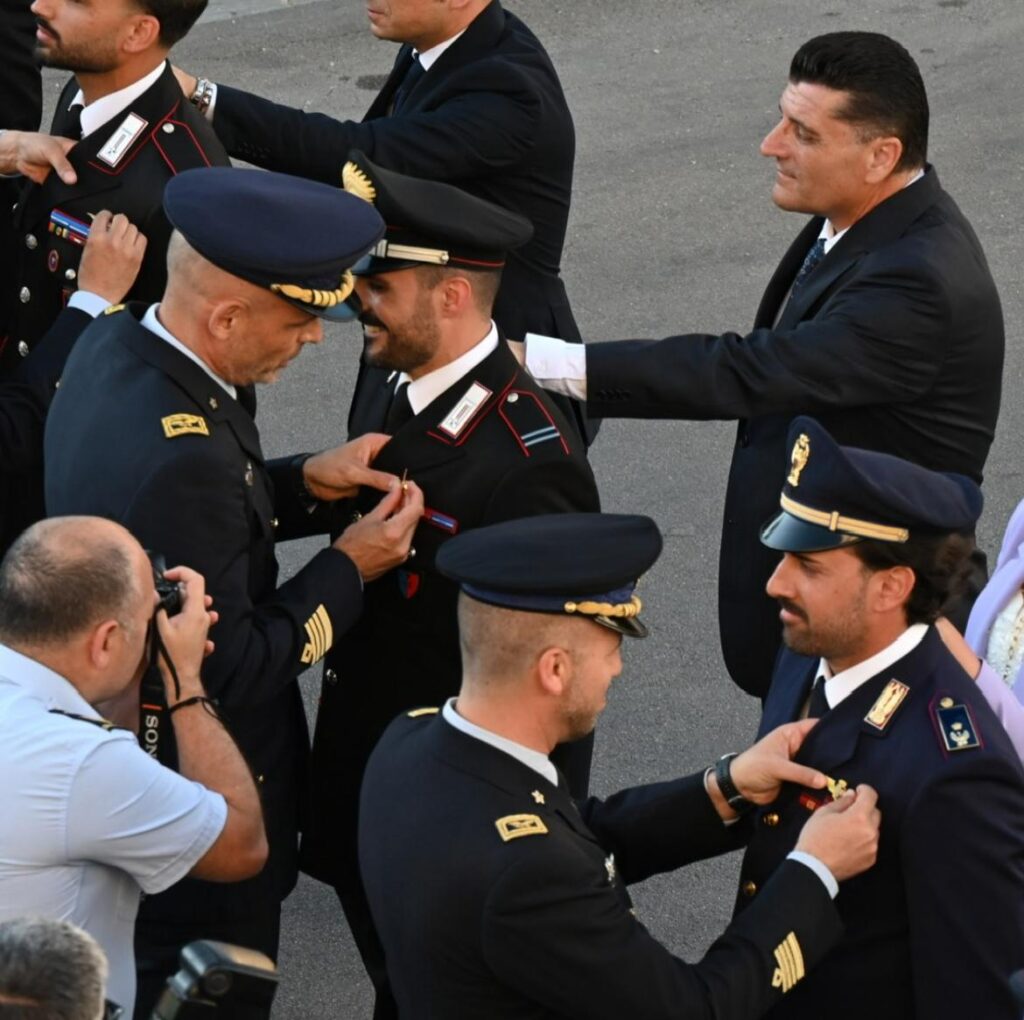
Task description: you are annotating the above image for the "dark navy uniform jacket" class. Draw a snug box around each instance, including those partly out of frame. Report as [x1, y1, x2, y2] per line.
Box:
[583, 169, 1003, 696]
[738, 626, 1024, 1019]
[359, 711, 844, 1019]
[44, 304, 364, 922]
[302, 341, 598, 894]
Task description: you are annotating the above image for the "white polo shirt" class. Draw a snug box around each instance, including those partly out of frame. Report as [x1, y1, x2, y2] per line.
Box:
[0, 644, 227, 1012]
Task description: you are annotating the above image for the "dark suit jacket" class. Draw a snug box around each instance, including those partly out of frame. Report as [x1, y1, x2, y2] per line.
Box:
[44, 304, 364, 923]
[738, 627, 1024, 1019]
[3, 61, 228, 373]
[301, 340, 598, 887]
[359, 711, 843, 1019]
[584, 168, 1004, 695]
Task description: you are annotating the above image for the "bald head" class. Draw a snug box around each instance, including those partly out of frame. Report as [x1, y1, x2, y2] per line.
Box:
[164, 230, 251, 306]
[0, 517, 143, 648]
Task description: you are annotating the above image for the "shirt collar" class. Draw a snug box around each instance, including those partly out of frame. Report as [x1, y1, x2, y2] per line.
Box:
[414, 29, 466, 71]
[71, 60, 166, 139]
[0, 643, 101, 719]
[816, 622, 929, 708]
[396, 322, 498, 416]
[819, 168, 926, 254]
[142, 304, 238, 399]
[442, 697, 559, 785]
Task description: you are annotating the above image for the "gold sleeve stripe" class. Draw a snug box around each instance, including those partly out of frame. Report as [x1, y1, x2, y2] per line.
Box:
[771, 932, 805, 993]
[300, 604, 334, 665]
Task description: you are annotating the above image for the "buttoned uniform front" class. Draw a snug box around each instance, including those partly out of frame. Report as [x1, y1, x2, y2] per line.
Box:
[42, 305, 365, 989]
[300, 337, 598, 997]
[2, 60, 228, 374]
[358, 709, 844, 1019]
[0, 644, 227, 1014]
[737, 626, 1024, 1019]
[545, 168, 1003, 696]
[208, 0, 591, 440]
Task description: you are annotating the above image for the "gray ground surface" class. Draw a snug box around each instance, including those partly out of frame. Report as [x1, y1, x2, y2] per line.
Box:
[47, 1, 1024, 1014]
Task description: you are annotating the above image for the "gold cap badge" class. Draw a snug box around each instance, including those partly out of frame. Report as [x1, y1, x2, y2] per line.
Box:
[787, 433, 810, 487]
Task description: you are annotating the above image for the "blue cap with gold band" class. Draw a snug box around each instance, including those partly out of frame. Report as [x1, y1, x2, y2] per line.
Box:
[760, 416, 982, 553]
[163, 167, 385, 322]
[435, 513, 663, 638]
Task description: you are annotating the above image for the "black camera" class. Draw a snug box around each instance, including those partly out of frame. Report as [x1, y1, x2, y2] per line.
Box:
[150, 940, 279, 1017]
[148, 551, 183, 616]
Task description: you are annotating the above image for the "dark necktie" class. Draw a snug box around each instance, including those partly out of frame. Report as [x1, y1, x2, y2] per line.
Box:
[385, 380, 413, 433]
[63, 102, 84, 141]
[791, 237, 827, 294]
[391, 55, 425, 114]
[807, 676, 830, 718]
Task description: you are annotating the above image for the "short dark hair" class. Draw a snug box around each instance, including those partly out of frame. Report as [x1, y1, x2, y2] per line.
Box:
[0, 917, 107, 1020]
[0, 520, 138, 647]
[790, 31, 928, 172]
[417, 265, 503, 316]
[133, 0, 208, 48]
[850, 530, 975, 625]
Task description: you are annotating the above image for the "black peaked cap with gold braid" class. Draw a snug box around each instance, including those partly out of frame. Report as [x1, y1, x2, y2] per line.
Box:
[435, 513, 663, 638]
[342, 149, 533, 275]
[760, 416, 982, 553]
[164, 167, 385, 322]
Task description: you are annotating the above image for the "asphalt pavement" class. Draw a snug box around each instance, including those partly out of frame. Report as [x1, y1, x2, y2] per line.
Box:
[46, 0, 1023, 1014]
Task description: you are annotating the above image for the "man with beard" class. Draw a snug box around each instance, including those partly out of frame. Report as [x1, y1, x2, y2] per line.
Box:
[736, 416, 1024, 1019]
[301, 153, 598, 1018]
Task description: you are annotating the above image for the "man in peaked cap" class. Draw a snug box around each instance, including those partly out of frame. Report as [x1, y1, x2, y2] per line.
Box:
[735, 416, 1024, 1020]
[299, 151, 599, 1017]
[359, 512, 883, 1019]
[44, 167, 425, 1019]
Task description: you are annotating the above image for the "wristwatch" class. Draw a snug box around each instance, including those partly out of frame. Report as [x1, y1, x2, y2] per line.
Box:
[714, 752, 755, 814]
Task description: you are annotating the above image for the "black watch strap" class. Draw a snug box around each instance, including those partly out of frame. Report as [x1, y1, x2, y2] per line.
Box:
[714, 752, 755, 814]
[290, 453, 319, 512]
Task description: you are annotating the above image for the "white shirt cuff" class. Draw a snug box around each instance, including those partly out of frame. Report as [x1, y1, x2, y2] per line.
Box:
[67, 290, 112, 318]
[206, 82, 219, 121]
[787, 850, 839, 899]
[524, 332, 587, 400]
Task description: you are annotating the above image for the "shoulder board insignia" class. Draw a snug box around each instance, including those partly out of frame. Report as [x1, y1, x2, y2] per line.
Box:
[438, 380, 492, 439]
[771, 931, 805, 993]
[407, 707, 439, 718]
[500, 389, 566, 455]
[300, 604, 333, 665]
[496, 813, 548, 842]
[161, 413, 209, 439]
[104, 303, 126, 316]
[864, 678, 910, 731]
[935, 700, 981, 752]
[49, 708, 122, 732]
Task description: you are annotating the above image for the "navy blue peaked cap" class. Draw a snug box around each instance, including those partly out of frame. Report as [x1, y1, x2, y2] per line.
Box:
[761, 416, 982, 553]
[341, 149, 533, 274]
[436, 513, 663, 638]
[164, 167, 385, 321]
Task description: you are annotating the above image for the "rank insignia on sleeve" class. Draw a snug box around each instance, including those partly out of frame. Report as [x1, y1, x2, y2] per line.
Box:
[161, 413, 209, 439]
[864, 678, 910, 731]
[495, 814, 548, 842]
[936, 701, 981, 752]
[407, 707, 439, 718]
[771, 932, 805, 993]
[300, 604, 334, 665]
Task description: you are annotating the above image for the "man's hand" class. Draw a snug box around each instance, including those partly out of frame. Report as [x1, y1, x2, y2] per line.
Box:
[0, 130, 77, 184]
[77, 211, 147, 304]
[172, 65, 199, 98]
[334, 480, 424, 581]
[155, 565, 219, 705]
[303, 433, 397, 501]
[795, 785, 881, 882]
[936, 616, 982, 680]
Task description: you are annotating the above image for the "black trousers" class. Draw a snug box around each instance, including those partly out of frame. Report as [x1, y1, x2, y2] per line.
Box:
[133, 907, 280, 1019]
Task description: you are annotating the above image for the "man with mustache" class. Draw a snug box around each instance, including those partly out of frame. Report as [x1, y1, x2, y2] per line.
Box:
[44, 167, 424, 1019]
[300, 152, 598, 1019]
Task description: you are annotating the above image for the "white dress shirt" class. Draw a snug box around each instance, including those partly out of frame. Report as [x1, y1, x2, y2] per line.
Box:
[68, 60, 167, 139]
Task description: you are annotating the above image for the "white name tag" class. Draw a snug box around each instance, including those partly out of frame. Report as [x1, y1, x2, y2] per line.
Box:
[439, 381, 492, 438]
[97, 113, 148, 167]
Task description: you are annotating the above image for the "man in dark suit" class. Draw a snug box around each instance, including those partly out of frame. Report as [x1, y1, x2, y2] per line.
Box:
[300, 153, 599, 1018]
[522, 31, 1004, 698]
[44, 168, 424, 1019]
[360, 512, 883, 1019]
[736, 416, 1024, 1019]
[173, 0, 592, 442]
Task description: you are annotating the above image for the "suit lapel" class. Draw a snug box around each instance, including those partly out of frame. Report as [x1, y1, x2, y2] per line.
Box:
[754, 217, 821, 328]
[759, 651, 817, 737]
[364, 46, 416, 120]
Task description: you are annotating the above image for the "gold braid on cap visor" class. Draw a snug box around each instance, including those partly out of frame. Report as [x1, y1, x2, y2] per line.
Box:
[271, 269, 355, 309]
[563, 594, 643, 619]
[779, 492, 910, 543]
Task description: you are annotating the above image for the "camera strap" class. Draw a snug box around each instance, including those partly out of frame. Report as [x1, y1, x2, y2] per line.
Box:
[139, 617, 183, 761]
